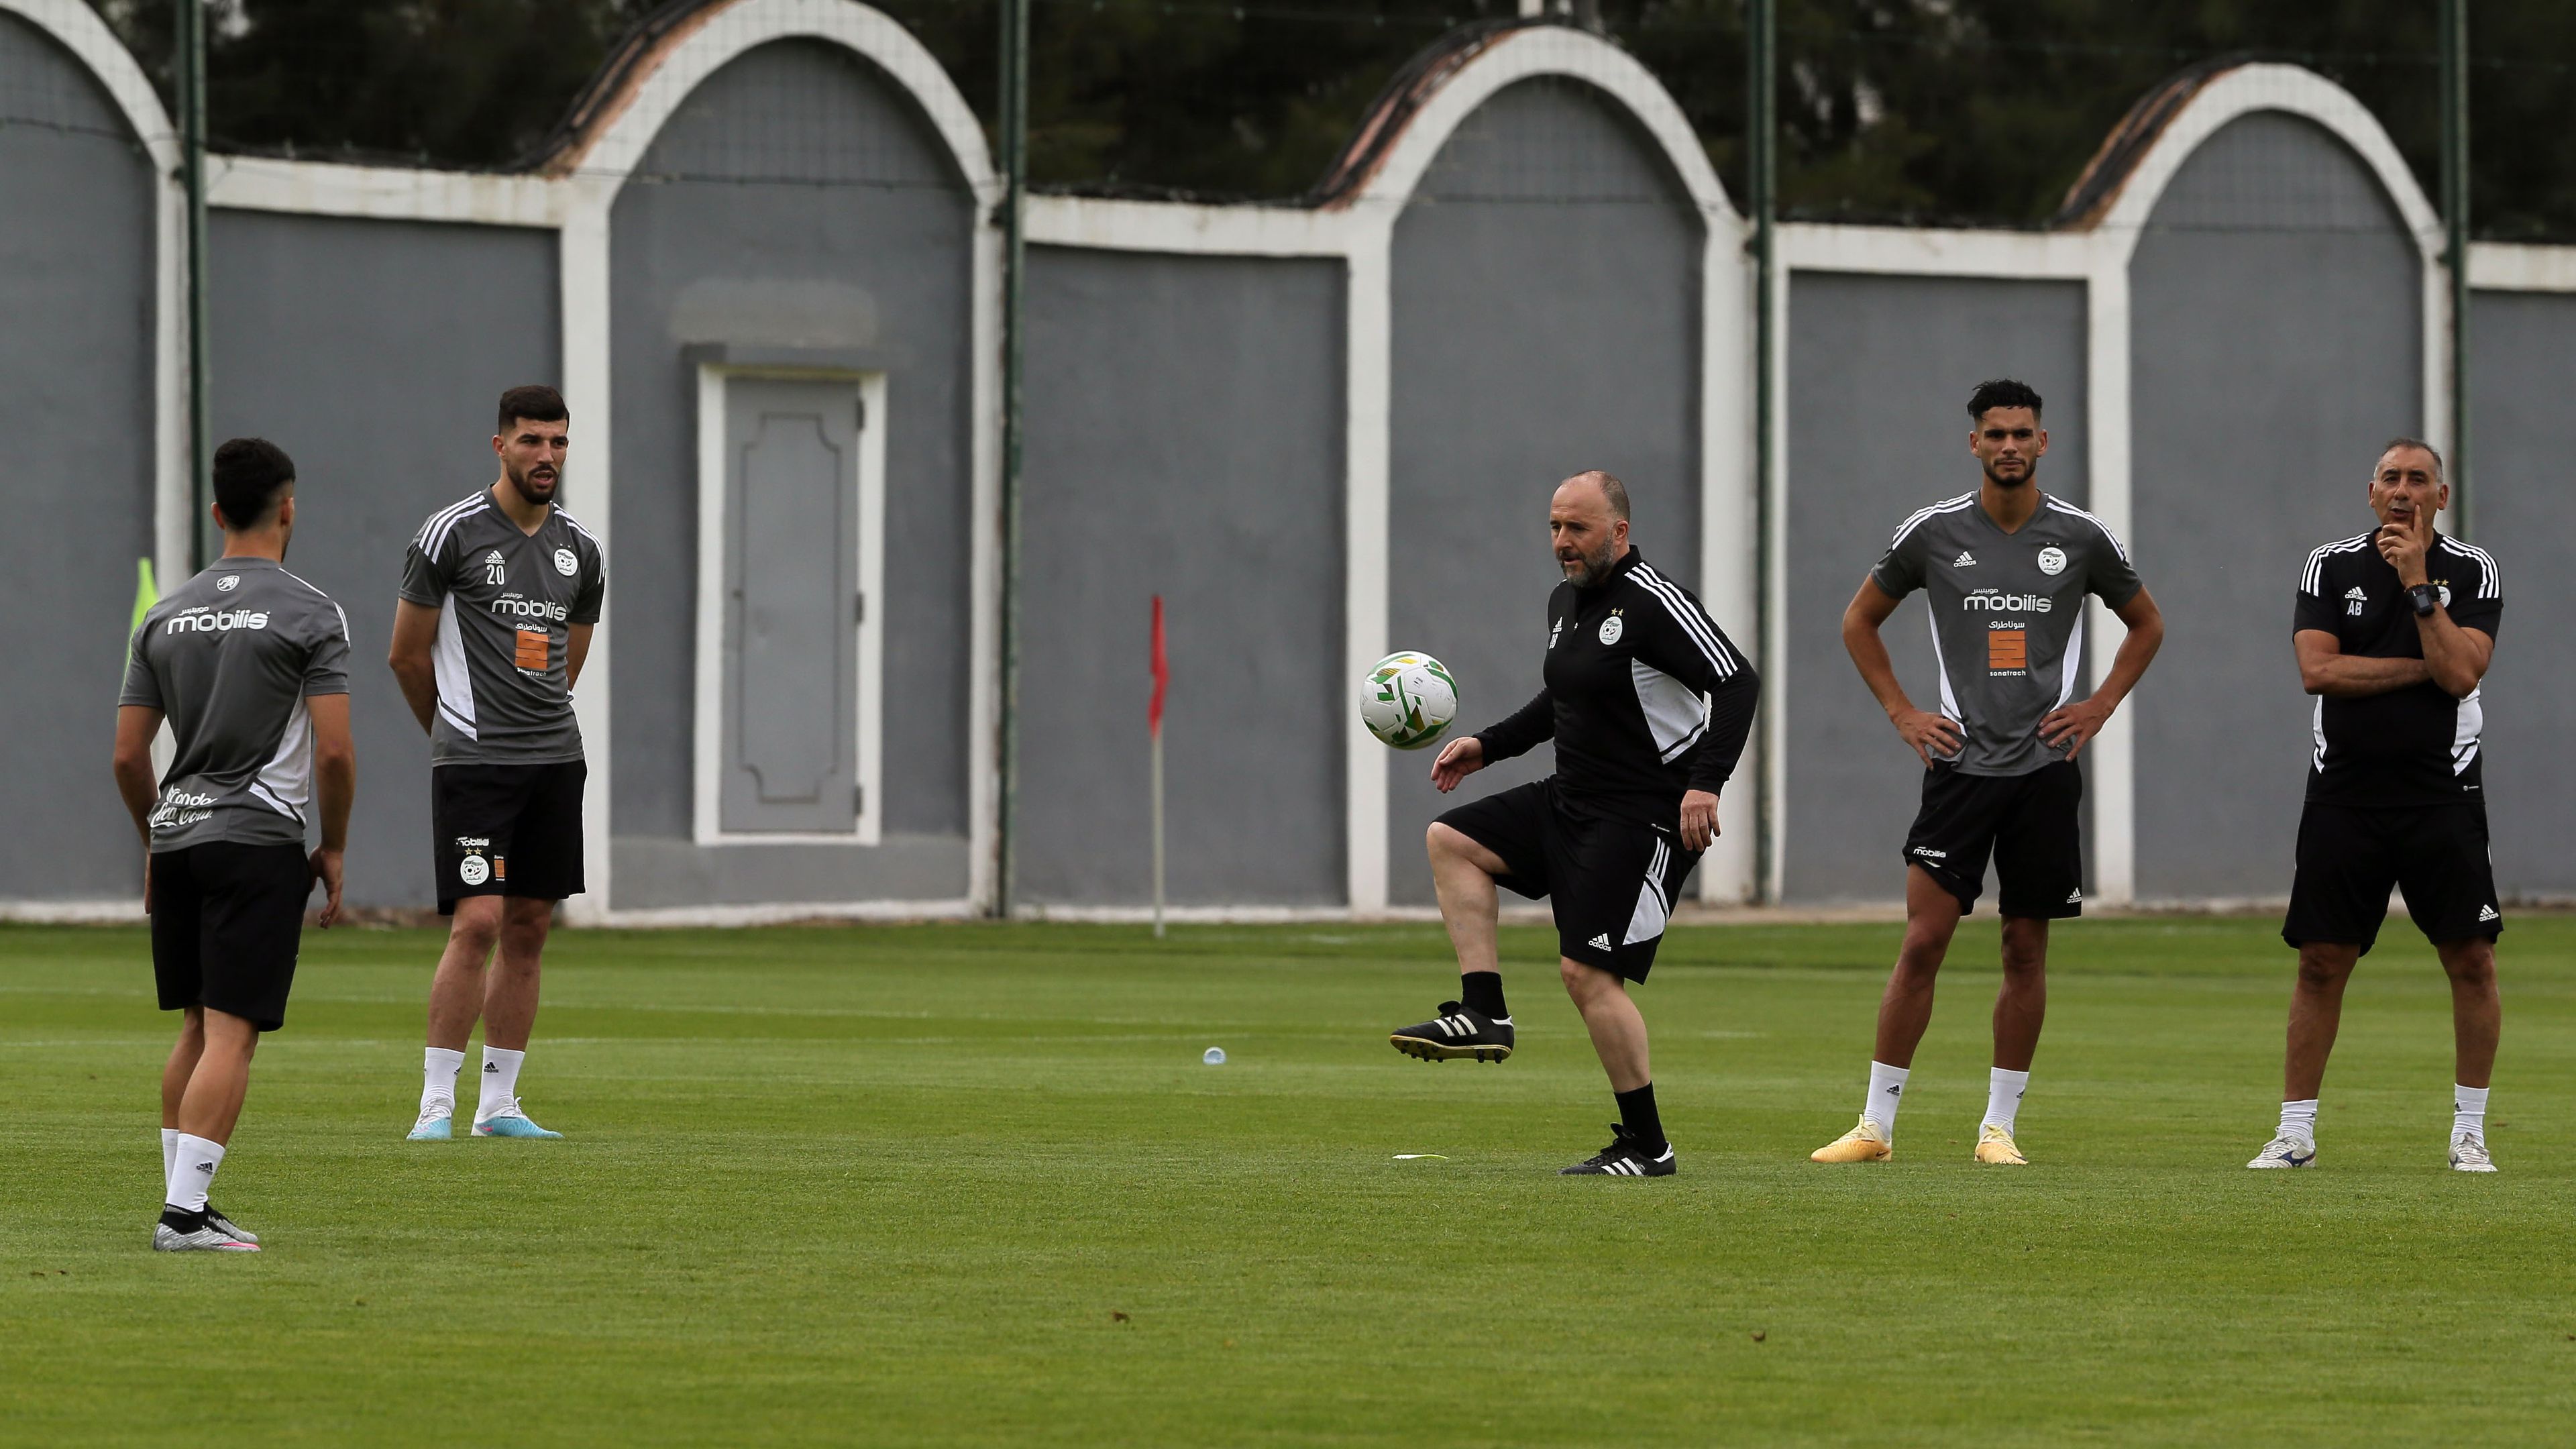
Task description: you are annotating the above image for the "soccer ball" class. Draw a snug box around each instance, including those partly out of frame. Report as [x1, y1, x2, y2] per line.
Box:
[1361, 651, 1458, 750]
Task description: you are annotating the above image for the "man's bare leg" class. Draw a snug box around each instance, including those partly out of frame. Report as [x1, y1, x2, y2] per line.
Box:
[1428, 823, 1506, 977]
[176, 1009, 260, 1147]
[2249, 941, 2361, 1163]
[481, 897, 552, 1051]
[2438, 938, 2500, 1090]
[1992, 917, 2049, 1072]
[1560, 955, 1671, 1165]
[425, 896, 506, 1051]
[2438, 938, 2500, 1168]
[1872, 865, 1967, 1068]
[161, 1006, 205, 1132]
[2283, 943, 2359, 1103]
[1391, 824, 1519, 1061]
[1561, 957, 1649, 1091]
[1816, 866, 1964, 1160]
[162, 1008, 260, 1232]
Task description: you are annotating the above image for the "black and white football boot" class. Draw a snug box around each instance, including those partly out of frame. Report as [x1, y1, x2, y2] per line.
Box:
[203, 1203, 260, 1245]
[1558, 1123, 1676, 1177]
[152, 1208, 259, 1252]
[1389, 1002, 1515, 1063]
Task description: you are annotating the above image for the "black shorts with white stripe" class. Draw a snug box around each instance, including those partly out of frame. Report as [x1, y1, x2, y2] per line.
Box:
[1437, 778, 1699, 983]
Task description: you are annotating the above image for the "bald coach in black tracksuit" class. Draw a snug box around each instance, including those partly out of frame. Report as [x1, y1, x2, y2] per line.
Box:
[1389, 470, 1759, 1177]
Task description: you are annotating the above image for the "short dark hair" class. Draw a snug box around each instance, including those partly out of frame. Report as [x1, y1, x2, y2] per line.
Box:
[1967, 378, 2044, 424]
[211, 437, 295, 531]
[1567, 469, 1631, 521]
[497, 384, 569, 435]
[2377, 436, 2445, 482]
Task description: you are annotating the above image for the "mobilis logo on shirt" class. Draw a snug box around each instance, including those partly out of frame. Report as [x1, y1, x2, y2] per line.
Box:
[164, 606, 270, 633]
[488, 596, 570, 622]
[1960, 591, 2053, 612]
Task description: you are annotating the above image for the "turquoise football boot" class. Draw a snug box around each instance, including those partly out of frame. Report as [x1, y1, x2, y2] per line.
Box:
[472, 1104, 562, 1139]
[407, 1110, 453, 1141]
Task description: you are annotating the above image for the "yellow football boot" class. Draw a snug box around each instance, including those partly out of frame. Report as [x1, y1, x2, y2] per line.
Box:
[1809, 1116, 1892, 1163]
[1974, 1124, 2028, 1165]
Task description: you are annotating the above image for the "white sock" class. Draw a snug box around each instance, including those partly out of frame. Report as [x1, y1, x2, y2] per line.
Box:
[162, 1126, 179, 1182]
[476, 1046, 526, 1123]
[2453, 1084, 2489, 1141]
[1983, 1068, 2030, 1132]
[421, 1046, 465, 1118]
[1863, 1061, 1910, 1134]
[168, 1133, 224, 1214]
[2278, 1098, 2319, 1147]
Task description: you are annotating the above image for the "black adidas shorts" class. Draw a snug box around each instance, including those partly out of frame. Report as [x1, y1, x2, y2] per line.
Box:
[2284, 801, 2502, 956]
[1902, 760, 2084, 918]
[431, 760, 587, 914]
[1436, 779, 1699, 983]
[150, 842, 311, 1032]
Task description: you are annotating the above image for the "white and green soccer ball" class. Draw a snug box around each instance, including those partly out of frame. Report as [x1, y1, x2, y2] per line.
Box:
[1361, 651, 1458, 751]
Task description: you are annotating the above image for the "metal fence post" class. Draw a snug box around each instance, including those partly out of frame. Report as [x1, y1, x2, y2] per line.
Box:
[2440, 0, 2471, 539]
[177, 0, 210, 569]
[997, 0, 1030, 918]
[1747, 0, 1777, 904]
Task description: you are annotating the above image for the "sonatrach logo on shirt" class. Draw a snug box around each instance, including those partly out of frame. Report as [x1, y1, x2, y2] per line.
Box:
[553, 547, 579, 577]
[216, 574, 239, 592]
[2036, 546, 2067, 576]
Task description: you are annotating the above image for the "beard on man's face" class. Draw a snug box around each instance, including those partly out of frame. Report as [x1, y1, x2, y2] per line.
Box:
[1563, 539, 1619, 586]
[1984, 456, 2036, 489]
[507, 461, 559, 505]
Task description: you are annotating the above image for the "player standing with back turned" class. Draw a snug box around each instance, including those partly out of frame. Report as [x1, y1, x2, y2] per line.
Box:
[1388, 471, 1758, 1177]
[1811, 379, 2163, 1167]
[390, 386, 604, 1141]
[2249, 439, 2505, 1172]
[113, 437, 356, 1250]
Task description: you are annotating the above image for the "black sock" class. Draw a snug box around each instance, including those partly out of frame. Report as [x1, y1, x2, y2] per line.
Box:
[1615, 1084, 1666, 1152]
[159, 1205, 205, 1232]
[1460, 971, 1508, 1020]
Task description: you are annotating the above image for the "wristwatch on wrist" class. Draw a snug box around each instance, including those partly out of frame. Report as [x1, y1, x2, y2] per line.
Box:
[2409, 582, 2442, 617]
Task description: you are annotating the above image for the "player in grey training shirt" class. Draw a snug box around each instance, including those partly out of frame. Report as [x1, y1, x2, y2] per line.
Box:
[113, 437, 356, 1251]
[1810, 380, 2165, 1168]
[388, 385, 603, 1142]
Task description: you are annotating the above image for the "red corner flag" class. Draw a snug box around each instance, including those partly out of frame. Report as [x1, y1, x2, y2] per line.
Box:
[1148, 595, 1169, 737]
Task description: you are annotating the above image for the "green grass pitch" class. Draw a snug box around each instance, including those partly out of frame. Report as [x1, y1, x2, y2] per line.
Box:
[5, 916, 2575, 1446]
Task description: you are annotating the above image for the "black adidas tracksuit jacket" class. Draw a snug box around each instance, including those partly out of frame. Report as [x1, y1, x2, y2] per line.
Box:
[1473, 549, 1760, 830]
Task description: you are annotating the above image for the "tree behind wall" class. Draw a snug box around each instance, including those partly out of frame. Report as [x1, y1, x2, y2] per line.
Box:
[70, 0, 2576, 239]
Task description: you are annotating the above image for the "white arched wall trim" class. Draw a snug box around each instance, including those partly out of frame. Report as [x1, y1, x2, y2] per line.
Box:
[0, 0, 189, 608]
[1026, 23, 1754, 912]
[533, 0, 1004, 922]
[1772, 62, 2443, 908]
[26, 1, 2572, 918]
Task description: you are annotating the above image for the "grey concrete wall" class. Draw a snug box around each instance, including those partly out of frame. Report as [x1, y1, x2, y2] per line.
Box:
[2129, 112, 2422, 900]
[1385, 76, 1705, 905]
[2467, 290, 2576, 901]
[1, 15, 158, 900]
[607, 38, 977, 908]
[1018, 248, 1346, 904]
[1782, 274, 2090, 903]
[207, 211, 559, 909]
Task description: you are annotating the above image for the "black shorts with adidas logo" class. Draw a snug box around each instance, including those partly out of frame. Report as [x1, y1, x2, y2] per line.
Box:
[2284, 801, 2502, 955]
[1902, 760, 2084, 918]
[1436, 779, 1699, 982]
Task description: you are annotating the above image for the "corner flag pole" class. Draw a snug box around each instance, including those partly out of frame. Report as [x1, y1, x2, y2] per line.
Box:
[1150, 596, 1168, 940]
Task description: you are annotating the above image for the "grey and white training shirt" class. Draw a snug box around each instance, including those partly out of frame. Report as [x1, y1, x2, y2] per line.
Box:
[1870, 490, 2142, 777]
[120, 557, 353, 852]
[399, 489, 605, 767]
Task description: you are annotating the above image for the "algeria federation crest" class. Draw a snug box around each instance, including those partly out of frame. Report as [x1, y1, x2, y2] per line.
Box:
[553, 547, 579, 577]
[458, 853, 491, 886]
[1598, 615, 1624, 646]
[2036, 546, 2068, 576]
